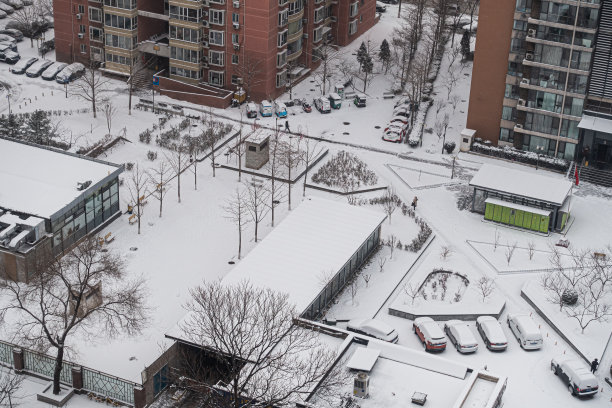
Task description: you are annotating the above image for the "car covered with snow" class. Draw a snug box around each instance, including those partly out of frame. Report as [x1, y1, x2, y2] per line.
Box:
[41, 62, 67, 80]
[56, 62, 85, 84]
[0, 48, 18, 63]
[376, 1, 386, 12]
[382, 129, 402, 143]
[302, 100, 312, 113]
[347, 318, 399, 343]
[246, 102, 258, 118]
[444, 320, 478, 353]
[0, 2, 13, 14]
[25, 58, 52, 77]
[0, 0, 22, 9]
[274, 101, 287, 118]
[314, 96, 331, 113]
[9, 56, 36, 74]
[353, 93, 366, 107]
[0, 28, 22, 41]
[413, 317, 447, 352]
[390, 115, 409, 125]
[507, 313, 543, 350]
[259, 100, 273, 117]
[551, 356, 598, 397]
[0, 33, 16, 48]
[393, 106, 411, 119]
[476, 316, 507, 351]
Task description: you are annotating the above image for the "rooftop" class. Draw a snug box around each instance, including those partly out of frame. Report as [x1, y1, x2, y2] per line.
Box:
[0, 138, 121, 219]
[578, 114, 612, 134]
[469, 164, 572, 206]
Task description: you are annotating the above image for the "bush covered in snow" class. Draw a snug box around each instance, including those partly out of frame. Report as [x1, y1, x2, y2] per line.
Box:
[311, 151, 378, 189]
[407, 219, 432, 252]
[471, 140, 569, 172]
[443, 141, 456, 154]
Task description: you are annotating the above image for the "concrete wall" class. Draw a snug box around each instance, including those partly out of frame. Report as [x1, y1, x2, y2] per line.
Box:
[156, 76, 233, 108]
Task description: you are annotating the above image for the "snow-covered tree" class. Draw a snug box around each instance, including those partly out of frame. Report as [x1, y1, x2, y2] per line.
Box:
[378, 39, 391, 74]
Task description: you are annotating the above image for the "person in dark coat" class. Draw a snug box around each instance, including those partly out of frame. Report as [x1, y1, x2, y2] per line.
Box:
[411, 196, 418, 210]
[285, 120, 290, 132]
[591, 358, 599, 373]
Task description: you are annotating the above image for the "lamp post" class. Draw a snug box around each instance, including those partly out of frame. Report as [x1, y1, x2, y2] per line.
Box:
[6, 93, 11, 115]
[535, 145, 544, 170]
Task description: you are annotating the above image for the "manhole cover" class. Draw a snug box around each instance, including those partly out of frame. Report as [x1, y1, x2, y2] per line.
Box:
[343, 132, 350, 135]
[343, 122, 350, 125]
[129, 247, 138, 251]
[100, 248, 109, 253]
[310, 89, 315, 91]
[375, 125, 381, 129]
[309, 80, 315, 83]
[228, 260, 235, 264]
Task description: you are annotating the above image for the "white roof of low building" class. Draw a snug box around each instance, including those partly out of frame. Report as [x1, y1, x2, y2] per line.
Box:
[346, 347, 380, 372]
[222, 197, 386, 313]
[578, 114, 612, 134]
[470, 164, 572, 206]
[0, 138, 120, 219]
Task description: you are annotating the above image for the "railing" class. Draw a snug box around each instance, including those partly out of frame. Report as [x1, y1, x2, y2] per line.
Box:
[83, 367, 135, 404]
[23, 349, 76, 385]
[0, 341, 14, 366]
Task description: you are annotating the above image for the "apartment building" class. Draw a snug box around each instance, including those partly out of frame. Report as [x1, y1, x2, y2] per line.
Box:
[53, 0, 376, 105]
[467, 0, 612, 166]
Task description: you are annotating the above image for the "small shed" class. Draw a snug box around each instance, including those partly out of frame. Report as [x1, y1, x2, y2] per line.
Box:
[245, 131, 270, 170]
[469, 164, 573, 233]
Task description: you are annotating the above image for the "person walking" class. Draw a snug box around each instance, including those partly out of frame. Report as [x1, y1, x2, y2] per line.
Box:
[285, 120, 290, 132]
[411, 196, 418, 210]
[590, 358, 599, 374]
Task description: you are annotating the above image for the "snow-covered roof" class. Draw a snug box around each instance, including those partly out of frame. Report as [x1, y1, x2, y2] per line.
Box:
[469, 164, 572, 206]
[484, 198, 551, 217]
[222, 197, 386, 314]
[0, 138, 121, 219]
[578, 114, 612, 134]
[346, 347, 380, 372]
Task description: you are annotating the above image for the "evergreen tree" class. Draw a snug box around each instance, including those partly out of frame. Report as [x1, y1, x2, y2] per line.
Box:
[356, 42, 368, 70]
[379, 39, 391, 74]
[0, 114, 24, 139]
[25, 110, 54, 145]
[362, 54, 374, 92]
[460, 30, 471, 60]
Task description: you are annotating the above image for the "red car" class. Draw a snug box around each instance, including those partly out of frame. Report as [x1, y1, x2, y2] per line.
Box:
[302, 100, 312, 113]
[413, 317, 447, 352]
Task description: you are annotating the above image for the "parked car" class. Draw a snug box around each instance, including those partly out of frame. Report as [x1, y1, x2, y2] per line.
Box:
[246, 102, 258, 118]
[444, 320, 479, 353]
[26, 58, 52, 77]
[476, 316, 508, 351]
[328, 92, 342, 109]
[0, 28, 23, 41]
[314, 97, 331, 113]
[353, 93, 366, 107]
[0, 0, 23, 9]
[394, 96, 412, 109]
[0, 9, 7, 18]
[0, 2, 14, 14]
[376, 1, 387, 12]
[551, 356, 599, 397]
[393, 107, 411, 119]
[259, 100, 273, 117]
[507, 313, 543, 350]
[274, 101, 287, 118]
[379, 0, 397, 4]
[0, 48, 18, 63]
[41, 61, 67, 80]
[347, 318, 399, 343]
[382, 129, 402, 143]
[0, 33, 16, 47]
[384, 123, 407, 136]
[413, 317, 447, 352]
[390, 115, 409, 125]
[55, 62, 84, 83]
[302, 100, 312, 113]
[10, 56, 37, 74]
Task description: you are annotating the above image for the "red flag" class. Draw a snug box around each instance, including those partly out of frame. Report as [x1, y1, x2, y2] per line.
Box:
[575, 165, 579, 186]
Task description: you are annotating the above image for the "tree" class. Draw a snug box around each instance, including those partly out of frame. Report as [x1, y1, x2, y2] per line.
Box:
[278, 135, 301, 210]
[127, 55, 156, 115]
[475, 276, 495, 302]
[378, 39, 391, 74]
[103, 102, 117, 136]
[181, 281, 345, 408]
[234, 54, 264, 101]
[201, 111, 223, 177]
[356, 42, 368, 70]
[464, 0, 480, 32]
[440, 245, 453, 260]
[24, 110, 53, 144]
[11, 4, 41, 48]
[528, 241, 536, 260]
[460, 30, 471, 59]
[380, 188, 398, 224]
[148, 159, 172, 218]
[265, 131, 285, 227]
[301, 136, 323, 197]
[0, 367, 23, 408]
[377, 255, 387, 273]
[126, 164, 148, 234]
[223, 188, 250, 260]
[167, 143, 188, 203]
[0, 114, 24, 139]
[244, 177, 270, 242]
[387, 235, 397, 260]
[71, 63, 109, 118]
[0, 238, 147, 395]
[360, 54, 374, 92]
[403, 283, 421, 305]
[504, 241, 518, 265]
[314, 44, 341, 95]
[362, 273, 371, 288]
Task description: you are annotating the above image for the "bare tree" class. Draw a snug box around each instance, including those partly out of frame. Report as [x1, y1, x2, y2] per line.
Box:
[403, 282, 421, 305]
[528, 241, 536, 260]
[266, 131, 285, 227]
[362, 273, 372, 288]
[11, 4, 41, 48]
[313, 44, 342, 95]
[301, 136, 323, 197]
[493, 228, 501, 251]
[377, 255, 387, 273]
[126, 164, 148, 234]
[0, 367, 23, 408]
[103, 102, 117, 136]
[505, 241, 518, 265]
[440, 245, 453, 260]
[148, 159, 171, 218]
[223, 188, 250, 260]
[181, 281, 344, 408]
[201, 111, 222, 177]
[244, 177, 270, 242]
[278, 135, 301, 210]
[449, 94, 461, 114]
[234, 54, 265, 101]
[380, 188, 398, 224]
[166, 143, 188, 203]
[387, 235, 398, 260]
[71, 63, 109, 118]
[349, 278, 359, 305]
[475, 276, 495, 302]
[540, 272, 571, 312]
[0, 239, 147, 396]
[566, 271, 612, 333]
[127, 55, 156, 115]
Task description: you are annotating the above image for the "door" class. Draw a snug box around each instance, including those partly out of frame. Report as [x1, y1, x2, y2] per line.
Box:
[485, 203, 494, 220]
[539, 216, 550, 233]
[493, 205, 502, 222]
[523, 212, 532, 229]
[531, 213, 540, 231]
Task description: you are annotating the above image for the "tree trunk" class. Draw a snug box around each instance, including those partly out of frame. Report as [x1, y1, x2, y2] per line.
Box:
[194, 161, 198, 190]
[397, 0, 402, 18]
[288, 165, 292, 210]
[53, 346, 65, 395]
[211, 151, 216, 177]
[254, 219, 259, 242]
[238, 223, 242, 259]
[138, 205, 141, 234]
[128, 82, 133, 116]
[271, 178, 275, 227]
[177, 173, 181, 203]
[303, 161, 308, 197]
[159, 196, 163, 217]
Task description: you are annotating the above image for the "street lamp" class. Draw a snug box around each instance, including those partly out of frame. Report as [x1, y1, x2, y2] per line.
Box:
[535, 145, 544, 170]
[6, 93, 11, 115]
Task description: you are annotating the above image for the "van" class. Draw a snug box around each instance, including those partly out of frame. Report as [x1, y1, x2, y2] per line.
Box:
[274, 101, 287, 118]
[259, 100, 273, 117]
[353, 93, 366, 107]
[413, 317, 447, 352]
[328, 92, 342, 109]
[551, 356, 599, 397]
[246, 102, 258, 118]
[347, 318, 399, 343]
[507, 313, 543, 350]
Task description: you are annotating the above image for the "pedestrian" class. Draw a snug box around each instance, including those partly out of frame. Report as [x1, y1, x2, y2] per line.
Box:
[411, 196, 418, 210]
[285, 120, 290, 132]
[591, 358, 599, 374]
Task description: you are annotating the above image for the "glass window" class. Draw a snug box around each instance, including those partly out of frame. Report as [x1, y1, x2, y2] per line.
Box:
[499, 128, 514, 142]
[502, 106, 515, 121]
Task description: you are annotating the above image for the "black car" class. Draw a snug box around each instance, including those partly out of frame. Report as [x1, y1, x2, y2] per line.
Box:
[376, 1, 387, 12]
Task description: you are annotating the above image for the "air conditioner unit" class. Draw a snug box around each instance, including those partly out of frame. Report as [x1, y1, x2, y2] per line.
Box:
[353, 373, 369, 399]
[202, 41, 209, 47]
[233, 22, 240, 29]
[303, 33, 308, 38]
[202, 63, 209, 69]
[202, 10, 208, 16]
[515, 124, 523, 129]
[78, 33, 84, 39]
[302, 18, 308, 24]
[520, 78, 529, 85]
[202, 0, 209, 5]
[525, 52, 534, 61]
[233, 43, 240, 50]
[76, 13, 82, 19]
[202, 20, 209, 27]
[518, 98, 526, 106]
[233, 0, 240, 7]
[527, 28, 536, 36]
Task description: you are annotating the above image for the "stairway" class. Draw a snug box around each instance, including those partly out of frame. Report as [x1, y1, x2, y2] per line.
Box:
[568, 162, 612, 187]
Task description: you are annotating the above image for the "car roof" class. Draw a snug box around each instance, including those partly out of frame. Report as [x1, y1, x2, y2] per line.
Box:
[360, 319, 394, 335]
[477, 315, 497, 323]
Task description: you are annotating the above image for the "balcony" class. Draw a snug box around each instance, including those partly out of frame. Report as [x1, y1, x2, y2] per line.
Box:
[287, 47, 302, 61]
[287, 27, 303, 43]
[137, 9, 169, 21]
[139, 38, 170, 58]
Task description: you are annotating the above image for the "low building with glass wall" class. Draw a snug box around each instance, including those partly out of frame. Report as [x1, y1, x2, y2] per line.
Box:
[0, 138, 123, 282]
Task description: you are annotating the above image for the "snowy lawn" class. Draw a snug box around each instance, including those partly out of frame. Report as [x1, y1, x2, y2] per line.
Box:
[388, 163, 460, 189]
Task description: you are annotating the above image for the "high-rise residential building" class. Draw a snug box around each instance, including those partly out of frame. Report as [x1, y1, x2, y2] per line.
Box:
[467, 0, 612, 166]
[53, 0, 376, 106]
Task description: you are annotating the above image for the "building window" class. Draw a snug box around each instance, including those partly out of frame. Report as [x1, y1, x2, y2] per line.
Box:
[504, 83, 518, 98]
[499, 128, 514, 143]
[80, 43, 87, 53]
[103, 0, 137, 10]
[231, 74, 240, 85]
[276, 70, 287, 88]
[170, 46, 201, 63]
[104, 13, 137, 30]
[105, 33, 137, 49]
[209, 9, 225, 25]
[278, 10, 288, 26]
[78, 4, 85, 13]
[106, 52, 137, 65]
[515, 0, 532, 12]
[90, 46, 103, 61]
[209, 70, 224, 86]
[279, 0, 288, 5]
[170, 66, 202, 79]
[507, 61, 522, 77]
[88, 7, 102, 22]
[232, 12, 239, 23]
[209, 30, 225, 46]
[79, 24, 86, 33]
[277, 50, 287, 67]
[314, 6, 324, 23]
[169, 5, 201, 22]
[513, 19, 527, 31]
[313, 26, 323, 43]
[170, 26, 201, 43]
[232, 54, 239, 64]
[208, 50, 224, 66]
[348, 20, 357, 35]
[288, 0, 303, 16]
[502, 106, 516, 121]
[278, 29, 287, 47]
[231, 33, 239, 44]
[89, 26, 103, 42]
[349, 1, 358, 18]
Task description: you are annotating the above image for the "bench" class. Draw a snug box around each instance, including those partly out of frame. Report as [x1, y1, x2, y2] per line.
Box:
[104, 232, 114, 244]
[383, 92, 395, 99]
[594, 252, 606, 260]
[128, 214, 137, 225]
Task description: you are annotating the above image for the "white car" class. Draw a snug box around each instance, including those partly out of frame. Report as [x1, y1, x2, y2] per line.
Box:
[507, 313, 543, 350]
[382, 129, 402, 143]
[476, 316, 507, 351]
[41, 62, 67, 80]
[0, 9, 7, 18]
[444, 320, 478, 353]
[25, 58, 52, 77]
[551, 356, 599, 397]
[413, 317, 447, 352]
[390, 115, 409, 125]
[0, 2, 13, 14]
[314, 97, 331, 113]
[347, 318, 399, 343]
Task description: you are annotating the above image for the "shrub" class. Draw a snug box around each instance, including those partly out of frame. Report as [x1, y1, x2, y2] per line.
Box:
[311, 151, 378, 188]
[444, 141, 456, 154]
[147, 150, 158, 161]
